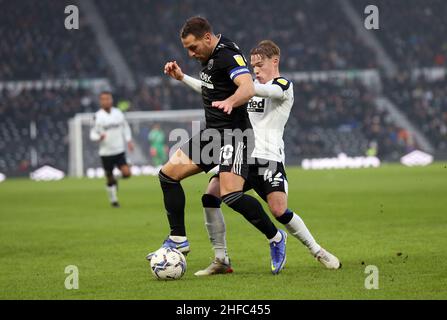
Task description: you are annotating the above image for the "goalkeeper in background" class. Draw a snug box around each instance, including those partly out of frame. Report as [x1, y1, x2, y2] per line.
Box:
[148, 123, 168, 167]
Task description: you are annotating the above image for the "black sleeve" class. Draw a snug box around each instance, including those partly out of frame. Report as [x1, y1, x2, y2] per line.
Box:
[220, 50, 251, 82]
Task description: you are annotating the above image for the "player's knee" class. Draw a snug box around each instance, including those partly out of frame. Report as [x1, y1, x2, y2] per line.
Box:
[106, 173, 116, 185]
[205, 176, 220, 197]
[158, 170, 180, 187]
[122, 170, 131, 179]
[202, 194, 222, 208]
[269, 202, 288, 218]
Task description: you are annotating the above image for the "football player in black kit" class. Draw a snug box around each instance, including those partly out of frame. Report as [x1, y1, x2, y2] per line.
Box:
[146, 16, 287, 274]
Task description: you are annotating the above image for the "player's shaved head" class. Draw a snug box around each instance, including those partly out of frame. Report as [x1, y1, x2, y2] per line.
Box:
[180, 16, 213, 39]
[250, 40, 281, 60]
[99, 91, 113, 111]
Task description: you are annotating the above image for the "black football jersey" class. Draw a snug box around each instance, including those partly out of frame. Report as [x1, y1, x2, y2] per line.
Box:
[198, 35, 251, 131]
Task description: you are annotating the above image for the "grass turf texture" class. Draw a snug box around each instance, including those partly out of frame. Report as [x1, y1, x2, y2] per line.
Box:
[1, 163, 446, 300]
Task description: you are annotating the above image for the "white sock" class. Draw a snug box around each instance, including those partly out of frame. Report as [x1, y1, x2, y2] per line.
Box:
[285, 213, 321, 255]
[268, 230, 283, 243]
[169, 235, 187, 242]
[204, 207, 228, 261]
[106, 184, 118, 203]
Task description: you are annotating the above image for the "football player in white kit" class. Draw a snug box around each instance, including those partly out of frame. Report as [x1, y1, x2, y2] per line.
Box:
[194, 40, 341, 275]
[90, 91, 134, 208]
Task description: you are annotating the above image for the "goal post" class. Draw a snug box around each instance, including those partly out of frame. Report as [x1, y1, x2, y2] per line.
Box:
[68, 109, 205, 177]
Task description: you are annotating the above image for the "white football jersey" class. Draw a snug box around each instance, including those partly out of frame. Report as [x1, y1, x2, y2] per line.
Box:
[248, 77, 294, 163]
[89, 107, 132, 156]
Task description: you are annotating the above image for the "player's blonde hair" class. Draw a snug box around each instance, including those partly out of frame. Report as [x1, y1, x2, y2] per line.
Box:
[250, 40, 281, 59]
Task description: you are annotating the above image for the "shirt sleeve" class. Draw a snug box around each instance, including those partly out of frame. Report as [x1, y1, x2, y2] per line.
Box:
[222, 52, 251, 82]
[182, 74, 202, 93]
[254, 83, 286, 100]
[123, 118, 132, 142]
[89, 115, 102, 141]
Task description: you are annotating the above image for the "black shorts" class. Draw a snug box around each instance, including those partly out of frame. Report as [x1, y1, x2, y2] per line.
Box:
[209, 159, 288, 201]
[181, 129, 252, 179]
[100, 152, 128, 174]
[244, 159, 288, 201]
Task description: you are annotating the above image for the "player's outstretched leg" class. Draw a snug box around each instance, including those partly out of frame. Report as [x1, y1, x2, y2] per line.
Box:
[275, 207, 341, 270]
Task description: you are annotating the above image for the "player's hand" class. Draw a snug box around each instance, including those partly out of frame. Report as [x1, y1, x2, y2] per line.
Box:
[164, 61, 184, 81]
[128, 141, 135, 152]
[100, 133, 106, 141]
[212, 100, 234, 115]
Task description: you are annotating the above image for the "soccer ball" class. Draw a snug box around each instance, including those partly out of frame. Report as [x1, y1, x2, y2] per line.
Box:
[150, 247, 187, 280]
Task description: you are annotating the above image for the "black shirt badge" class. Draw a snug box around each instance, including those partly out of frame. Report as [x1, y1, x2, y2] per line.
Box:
[207, 59, 214, 70]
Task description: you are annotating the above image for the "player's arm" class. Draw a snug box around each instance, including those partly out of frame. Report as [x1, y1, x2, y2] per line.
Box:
[89, 116, 105, 142]
[212, 73, 255, 114]
[123, 117, 134, 152]
[254, 78, 291, 100]
[164, 61, 202, 94]
[254, 83, 285, 100]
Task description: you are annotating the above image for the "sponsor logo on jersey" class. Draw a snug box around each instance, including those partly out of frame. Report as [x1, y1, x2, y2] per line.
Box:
[233, 55, 246, 67]
[200, 72, 212, 83]
[200, 72, 214, 89]
[247, 98, 265, 113]
[103, 122, 122, 130]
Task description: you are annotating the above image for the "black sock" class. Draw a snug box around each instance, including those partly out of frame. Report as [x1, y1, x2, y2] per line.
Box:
[276, 209, 294, 225]
[158, 170, 186, 236]
[107, 180, 117, 188]
[222, 191, 277, 239]
[202, 194, 222, 208]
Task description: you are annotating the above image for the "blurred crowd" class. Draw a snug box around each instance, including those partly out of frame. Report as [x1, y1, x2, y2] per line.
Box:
[0, 0, 110, 80]
[0, 88, 94, 175]
[384, 73, 447, 151]
[95, 0, 377, 79]
[287, 79, 412, 161]
[354, 0, 447, 69]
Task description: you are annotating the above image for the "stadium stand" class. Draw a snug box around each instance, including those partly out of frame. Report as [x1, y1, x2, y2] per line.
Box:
[95, 0, 377, 78]
[0, 87, 94, 175]
[384, 72, 447, 152]
[0, 0, 111, 80]
[352, 0, 447, 69]
[1, 0, 444, 177]
[286, 79, 411, 162]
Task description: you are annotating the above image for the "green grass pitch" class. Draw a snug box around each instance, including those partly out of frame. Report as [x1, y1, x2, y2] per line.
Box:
[1, 163, 446, 300]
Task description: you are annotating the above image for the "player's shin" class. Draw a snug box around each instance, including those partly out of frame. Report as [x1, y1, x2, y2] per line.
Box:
[222, 191, 277, 239]
[158, 170, 186, 236]
[277, 209, 321, 255]
[106, 181, 118, 204]
[202, 194, 228, 261]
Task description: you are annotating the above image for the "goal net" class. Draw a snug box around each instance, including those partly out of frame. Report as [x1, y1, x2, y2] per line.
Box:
[68, 109, 204, 177]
